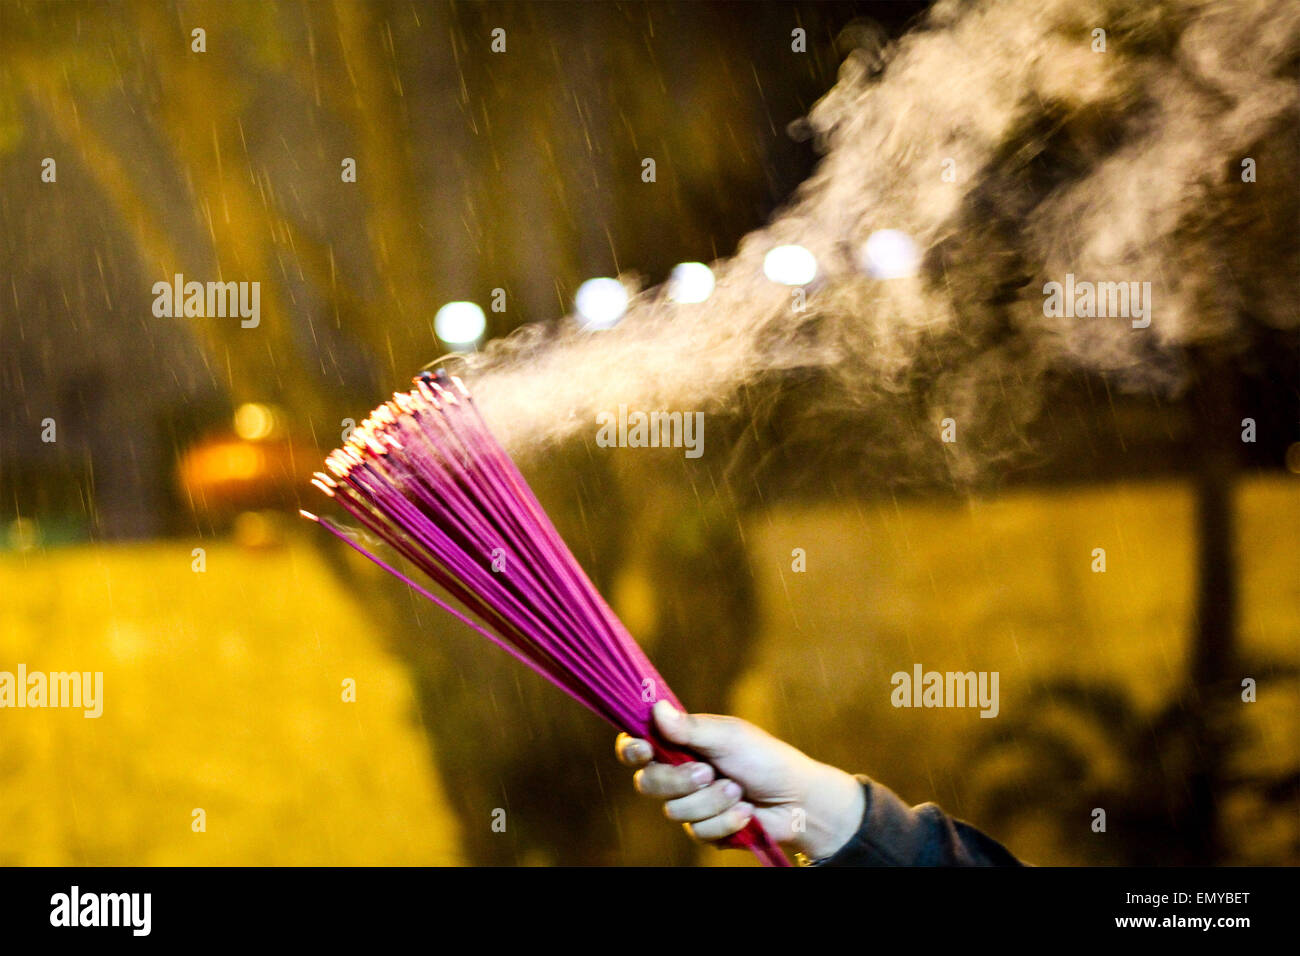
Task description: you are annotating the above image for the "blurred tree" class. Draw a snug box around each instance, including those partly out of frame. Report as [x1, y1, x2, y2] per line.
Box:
[972, 667, 1300, 865]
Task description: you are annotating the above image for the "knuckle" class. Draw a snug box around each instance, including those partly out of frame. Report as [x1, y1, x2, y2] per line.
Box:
[706, 780, 736, 814]
[670, 766, 700, 794]
[687, 762, 713, 788]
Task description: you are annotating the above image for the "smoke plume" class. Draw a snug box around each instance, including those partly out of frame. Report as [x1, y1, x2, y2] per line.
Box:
[459, 0, 1299, 478]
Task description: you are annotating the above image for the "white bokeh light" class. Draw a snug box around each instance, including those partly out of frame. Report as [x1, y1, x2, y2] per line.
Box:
[762, 244, 818, 286]
[434, 301, 487, 348]
[666, 262, 715, 303]
[575, 277, 629, 329]
[860, 229, 920, 279]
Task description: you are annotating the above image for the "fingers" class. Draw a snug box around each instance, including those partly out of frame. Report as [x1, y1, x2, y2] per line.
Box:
[614, 733, 653, 768]
[634, 760, 714, 798]
[632, 762, 752, 844]
[662, 778, 743, 823]
[651, 700, 745, 760]
[685, 802, 754, 843]
[620, 713, 756, 847]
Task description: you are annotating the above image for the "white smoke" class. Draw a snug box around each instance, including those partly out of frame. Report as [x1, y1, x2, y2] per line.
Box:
[461, 0, 1300, 475]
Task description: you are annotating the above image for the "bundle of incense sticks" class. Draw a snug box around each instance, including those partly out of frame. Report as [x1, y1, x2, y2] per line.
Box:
[302, 370, 788, 867]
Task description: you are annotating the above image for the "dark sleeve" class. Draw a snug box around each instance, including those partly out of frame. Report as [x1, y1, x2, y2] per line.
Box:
[810, 775, 1024, 867]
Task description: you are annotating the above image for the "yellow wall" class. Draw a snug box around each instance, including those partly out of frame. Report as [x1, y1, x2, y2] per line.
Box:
[0, 540, 461, 865]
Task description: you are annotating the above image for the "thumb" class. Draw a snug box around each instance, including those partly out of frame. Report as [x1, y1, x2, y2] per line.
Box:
[652, 700, 744, 760]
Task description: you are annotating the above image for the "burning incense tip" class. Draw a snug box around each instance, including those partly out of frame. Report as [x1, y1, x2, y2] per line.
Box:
[298, 509, 319, 522]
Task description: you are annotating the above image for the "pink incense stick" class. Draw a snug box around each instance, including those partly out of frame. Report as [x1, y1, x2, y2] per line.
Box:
[303, 369, 789, 867]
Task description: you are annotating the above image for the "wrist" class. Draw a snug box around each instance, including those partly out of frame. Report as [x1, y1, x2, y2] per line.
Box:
[791, 762, 866, 861]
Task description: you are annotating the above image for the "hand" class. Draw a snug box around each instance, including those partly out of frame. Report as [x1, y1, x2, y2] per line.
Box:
[615, 700, 866, 860]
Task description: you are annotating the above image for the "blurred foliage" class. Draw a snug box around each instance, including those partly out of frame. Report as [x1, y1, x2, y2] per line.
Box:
[972, 670, 1299, 865]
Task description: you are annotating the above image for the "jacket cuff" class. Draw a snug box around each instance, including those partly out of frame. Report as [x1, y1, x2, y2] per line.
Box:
[811, 775, 1023, 867]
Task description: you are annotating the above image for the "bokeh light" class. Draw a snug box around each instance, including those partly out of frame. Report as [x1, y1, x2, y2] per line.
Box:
[666, 262, 715, 303]
[859, 229, 920, 279]
[434, 301, 487, 348]
[762, 244, 818, 286]
[575, 277, 629, 329]
[233, 402, 278, 441]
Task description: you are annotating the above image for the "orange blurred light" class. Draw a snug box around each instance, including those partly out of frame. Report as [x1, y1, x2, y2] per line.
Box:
[183, 440, 266, 485]
[233, 402, 281, 441]
[178, 429, 320, 514]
